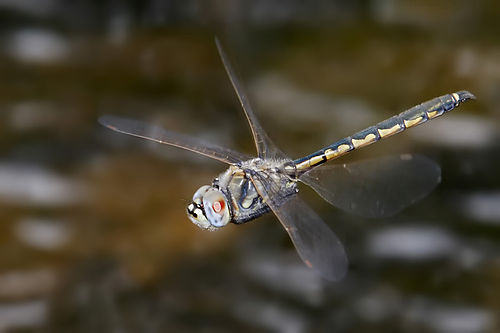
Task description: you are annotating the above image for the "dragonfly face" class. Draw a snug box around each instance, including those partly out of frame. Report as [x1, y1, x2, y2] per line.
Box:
[187, 184, 231, 231]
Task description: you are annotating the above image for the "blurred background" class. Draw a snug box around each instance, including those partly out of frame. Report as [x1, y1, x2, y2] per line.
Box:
[0, 0, 499, 332]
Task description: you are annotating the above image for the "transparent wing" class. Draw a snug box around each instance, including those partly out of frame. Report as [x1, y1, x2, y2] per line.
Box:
[299, 154, 441, 218]
[250, 174, 348, 281]
[216, 38, 287, 160]
[99, 115, 252, 165]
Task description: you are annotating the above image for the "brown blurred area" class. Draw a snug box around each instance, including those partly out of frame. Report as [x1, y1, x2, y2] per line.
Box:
[0, 1, 498, 331]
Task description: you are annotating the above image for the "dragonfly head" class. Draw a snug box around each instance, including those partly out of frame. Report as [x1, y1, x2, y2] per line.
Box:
[187, 185, 231, 231]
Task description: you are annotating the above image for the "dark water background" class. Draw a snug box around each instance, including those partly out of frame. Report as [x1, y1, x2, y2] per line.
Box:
[0, 1, 499, 332]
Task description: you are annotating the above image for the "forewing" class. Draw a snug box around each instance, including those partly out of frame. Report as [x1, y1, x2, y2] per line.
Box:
[215, 38, 287, 160]
[250, 174, 348, 281]
[99, 115, 251, 164]
[300, 154, 441, 217]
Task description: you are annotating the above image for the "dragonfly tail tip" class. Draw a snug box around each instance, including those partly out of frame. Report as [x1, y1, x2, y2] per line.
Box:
[456, 90, 476, 102]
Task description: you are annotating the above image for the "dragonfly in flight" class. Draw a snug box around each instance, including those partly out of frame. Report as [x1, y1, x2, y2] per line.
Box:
[99, 39, 475, 281]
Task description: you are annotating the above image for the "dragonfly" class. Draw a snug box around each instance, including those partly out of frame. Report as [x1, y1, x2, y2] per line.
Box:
[99, 39, 475, 281]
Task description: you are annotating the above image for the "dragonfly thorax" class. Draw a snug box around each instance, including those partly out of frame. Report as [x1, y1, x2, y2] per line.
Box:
[219, 161, 297, 224]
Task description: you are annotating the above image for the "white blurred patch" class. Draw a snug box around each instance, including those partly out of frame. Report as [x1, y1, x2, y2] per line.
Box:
[371, 0, 397, 24]
[0, 269, 57, 299]
[15, 217, 71, 250]
[0, 164, 86, 206]
[354, 285, 402, 322]
[409, 114, 497, 149]
[368, 225, 458, 261]
[0, 300, 47, 331]
[455, 47, 500, 81]
[233, 298, 308, 333]
[5, 28, 69, 64]
[7, 101, 60, 131]
[240, 251, 324, 306]
[458, 192, 500, 225]
[453, 245, 486, 271]
[405, 298, 494, 333]
[250, 74, 376, 132]
[455, 48, 477, 78]
[108, 11, 130, 45]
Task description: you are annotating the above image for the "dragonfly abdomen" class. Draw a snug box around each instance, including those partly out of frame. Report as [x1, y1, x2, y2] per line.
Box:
[294, 91, 475, 172]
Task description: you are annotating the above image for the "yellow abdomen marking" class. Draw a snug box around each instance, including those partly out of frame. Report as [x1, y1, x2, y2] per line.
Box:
[351, 133, 377, 149]
[403, 115, 426, 128]
[377, 124, 403, 138]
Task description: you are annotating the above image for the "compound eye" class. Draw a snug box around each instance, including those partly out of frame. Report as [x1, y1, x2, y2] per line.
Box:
[192, 185, 211, 204]
[203, 189, 230, 228]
